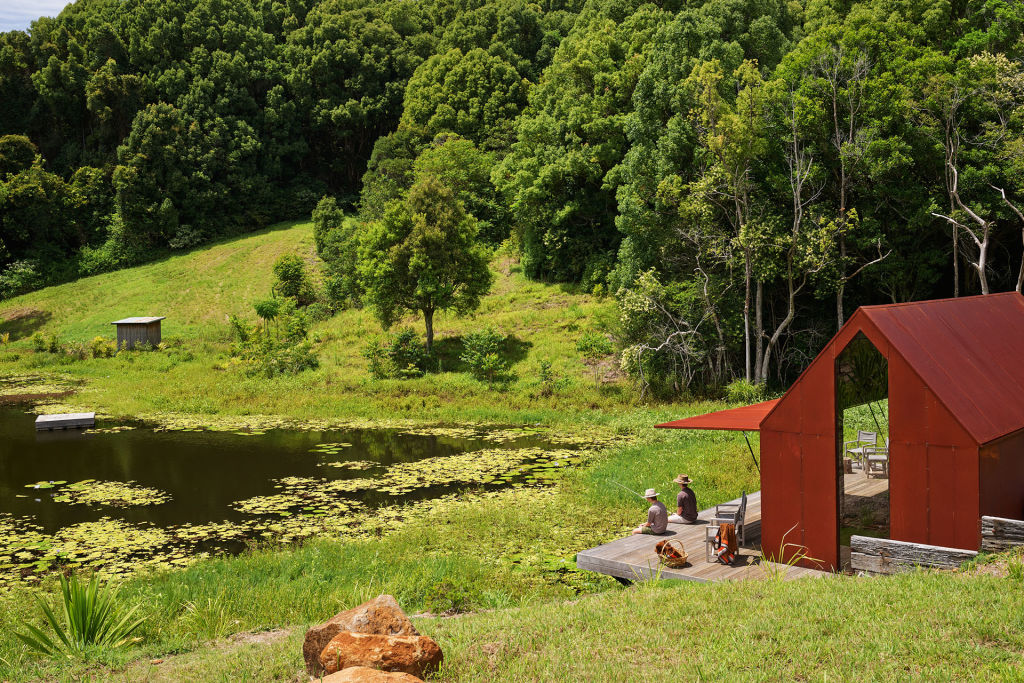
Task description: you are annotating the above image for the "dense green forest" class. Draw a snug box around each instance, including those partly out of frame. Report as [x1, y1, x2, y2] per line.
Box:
[3, 0, 1024, 394]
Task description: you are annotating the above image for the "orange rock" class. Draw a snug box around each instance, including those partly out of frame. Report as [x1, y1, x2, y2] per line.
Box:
[319, 632, 442, 678]
[321, 666, 423, 682]
[304, 595, 418, 676]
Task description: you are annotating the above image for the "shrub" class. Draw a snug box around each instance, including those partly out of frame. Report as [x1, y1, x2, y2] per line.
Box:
[15, 574, 144, 659]
[422, 580, 471, 615]
[228, 303, 319, 378]
[536, 359, 567, 397]
[272, 254, 317, 306]
[724, 378, 766, 403]
[460, 328, 513, 383]
[31, 332, 61, 353]
[64, 342, 88, 360]
[89, 336, 116, 358]
[363, 339, 389, 380]
[363, 328, 429, 379]
[0, 260, 42, 299]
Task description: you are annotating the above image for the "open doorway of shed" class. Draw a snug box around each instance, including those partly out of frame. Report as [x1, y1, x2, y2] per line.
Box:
[836, 332, 890, 571]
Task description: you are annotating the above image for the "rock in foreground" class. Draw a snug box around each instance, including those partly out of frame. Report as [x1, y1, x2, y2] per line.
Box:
[322, 666, 423, 682]
[319, 632, 443, 678]
[304, 595, 419, 675]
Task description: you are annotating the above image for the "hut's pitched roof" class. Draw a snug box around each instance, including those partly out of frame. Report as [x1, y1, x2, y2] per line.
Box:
[110, 316, 165, 325]
[858, 292, 1024, 445]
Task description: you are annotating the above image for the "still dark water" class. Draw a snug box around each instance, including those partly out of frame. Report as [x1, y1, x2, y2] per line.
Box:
[0, 407, 546, 534]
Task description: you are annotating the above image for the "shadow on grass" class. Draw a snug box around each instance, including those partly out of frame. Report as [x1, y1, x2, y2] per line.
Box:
[432, 334, 533, 374]
[0, 308, 52, 340]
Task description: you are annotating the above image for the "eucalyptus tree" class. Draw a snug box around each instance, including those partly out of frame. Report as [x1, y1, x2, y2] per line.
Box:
[612, 0, 795, 385]
[920, 52, 1024, 295]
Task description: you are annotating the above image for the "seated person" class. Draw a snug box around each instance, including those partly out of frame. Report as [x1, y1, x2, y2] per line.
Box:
[667, 474, 698, 524]
[631, 488, 668, 535]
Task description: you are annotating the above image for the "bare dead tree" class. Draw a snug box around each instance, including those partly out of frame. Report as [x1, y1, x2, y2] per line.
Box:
[756, 92, 827, 384]
[993, 185, 1024, 292]
[931, 165, 994, 294]
[625, 294, 709, 400]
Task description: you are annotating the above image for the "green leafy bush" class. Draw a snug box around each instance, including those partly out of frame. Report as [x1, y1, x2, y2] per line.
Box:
[89, 336, 116, 358]
[422, 580, 471, 615]
[536, 359, 567, 396]
[272, 254, 318, 307]
[724, 378, 766, 403]
[15, 574, 144, 659]
[0, 260, 42, 299]
[228, 300, 319, 377]
[363, 328, 429, 379]
[460, 328, 513, 383]
[30, 332, 61, 354]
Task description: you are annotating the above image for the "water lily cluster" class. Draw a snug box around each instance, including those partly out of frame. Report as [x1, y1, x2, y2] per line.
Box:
[0, 429, 617, 592]
[50, 480, 172, 507]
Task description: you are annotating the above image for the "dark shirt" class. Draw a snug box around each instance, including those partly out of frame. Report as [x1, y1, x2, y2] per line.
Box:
[677, 486, 698, 523]
[647, 500, 668, 533]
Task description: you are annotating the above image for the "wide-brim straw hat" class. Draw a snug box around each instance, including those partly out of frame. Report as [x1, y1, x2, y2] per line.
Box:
[673, 474, 693, 485]
[643, 488, 659, 498]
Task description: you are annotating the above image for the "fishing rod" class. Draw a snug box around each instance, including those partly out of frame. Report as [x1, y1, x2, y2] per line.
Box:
[611, 480, 647, 500]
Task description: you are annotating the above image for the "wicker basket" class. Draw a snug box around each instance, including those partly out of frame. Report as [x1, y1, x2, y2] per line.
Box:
[656, 539, 688, 568]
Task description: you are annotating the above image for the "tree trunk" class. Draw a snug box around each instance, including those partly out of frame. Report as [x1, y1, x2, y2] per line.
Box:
[424, 309, 434, 354]
[744, 253, 752, 382]
[953, 222, 959, 297]
[754, 279, 764, 384]
[836, 234, 846, 330]
[976, 233, 990, 295]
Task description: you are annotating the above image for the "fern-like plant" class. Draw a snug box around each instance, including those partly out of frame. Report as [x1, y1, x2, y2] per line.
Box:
[15, 574, 144, 658]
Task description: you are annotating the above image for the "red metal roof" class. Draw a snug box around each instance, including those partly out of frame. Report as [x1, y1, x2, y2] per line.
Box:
[655, 399, 780, 431]
[859, 292, 1024, 445]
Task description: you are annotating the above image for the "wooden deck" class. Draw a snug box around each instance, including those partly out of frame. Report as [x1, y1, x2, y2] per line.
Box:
[579, 476, 893, 583]
[577, 491, 829, 583]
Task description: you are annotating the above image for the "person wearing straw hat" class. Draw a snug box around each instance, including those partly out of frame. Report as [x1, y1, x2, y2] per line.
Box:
[631, 488, 668, 535]
[668, 474, 698, 524]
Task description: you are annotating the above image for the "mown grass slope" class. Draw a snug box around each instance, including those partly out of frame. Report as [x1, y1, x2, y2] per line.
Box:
[0, 220, 630, 425]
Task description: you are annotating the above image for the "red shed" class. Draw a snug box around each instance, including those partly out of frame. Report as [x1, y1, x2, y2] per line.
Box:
[660, 292, 1024, 571]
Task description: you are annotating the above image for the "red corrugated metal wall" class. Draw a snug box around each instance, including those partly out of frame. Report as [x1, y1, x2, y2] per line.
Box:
[761, 310, 985, 569]
[888, 354, 979, 549]
[980, 430, 1024, 520]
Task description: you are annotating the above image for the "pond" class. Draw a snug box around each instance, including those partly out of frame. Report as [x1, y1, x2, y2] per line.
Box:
[0, 406, 597, 591]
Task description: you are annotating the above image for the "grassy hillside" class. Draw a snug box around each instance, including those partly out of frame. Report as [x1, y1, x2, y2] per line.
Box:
[0, 220, 632, 426]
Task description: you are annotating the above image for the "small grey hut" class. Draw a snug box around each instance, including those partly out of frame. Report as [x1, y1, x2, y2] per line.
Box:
[111, 316, 165, 349]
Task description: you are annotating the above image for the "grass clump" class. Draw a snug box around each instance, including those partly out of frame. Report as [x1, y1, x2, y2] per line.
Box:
[15, 574, 143, 660]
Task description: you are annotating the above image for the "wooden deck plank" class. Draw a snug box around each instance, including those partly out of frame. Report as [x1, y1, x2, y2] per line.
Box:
[35, 412, 95, 430]
[576, 489, 831, 584]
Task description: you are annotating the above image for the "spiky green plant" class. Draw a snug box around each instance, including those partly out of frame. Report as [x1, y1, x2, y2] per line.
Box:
[15, 574, 144, 658]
